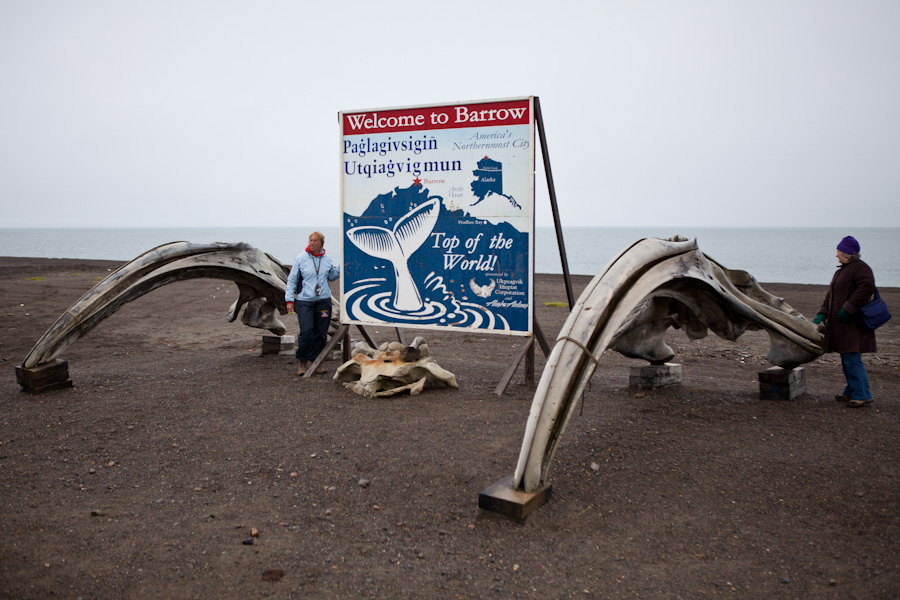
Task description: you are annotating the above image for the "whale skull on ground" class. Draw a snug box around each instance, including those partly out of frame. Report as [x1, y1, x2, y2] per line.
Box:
[334, 337, 459, 398]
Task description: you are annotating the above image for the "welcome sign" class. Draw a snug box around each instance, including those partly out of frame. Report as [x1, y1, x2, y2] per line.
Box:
[340, 97, 535, 335]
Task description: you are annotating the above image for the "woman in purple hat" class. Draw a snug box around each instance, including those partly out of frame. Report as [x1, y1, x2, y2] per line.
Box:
[813, 236, 877, 407]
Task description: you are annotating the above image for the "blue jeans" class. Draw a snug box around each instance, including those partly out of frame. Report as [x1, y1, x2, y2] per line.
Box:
[841, 353, 872, 400]
[296, 299, 332, 362]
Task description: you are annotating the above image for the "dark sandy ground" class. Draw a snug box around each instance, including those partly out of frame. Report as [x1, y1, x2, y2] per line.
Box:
[1, 257, 899, 599]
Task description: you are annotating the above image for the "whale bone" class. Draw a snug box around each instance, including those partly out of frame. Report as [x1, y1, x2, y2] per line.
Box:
[22, 241, 292, 369]
[511, 236, 824, 493]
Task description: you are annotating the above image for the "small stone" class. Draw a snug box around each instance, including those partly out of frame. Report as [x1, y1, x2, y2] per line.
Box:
[781, 578, 790, 584]
[90, 509, 105, 517]
[590, 462, 600, 471]
[399, 346, 421, 362]
[251, 528, 259, 537]
[88, 468, 96, 475]
[290, 472, 298, 478]
[261, 568, 284, 581]
[358, 478, 371, 488]
[242, 537, 254, 545]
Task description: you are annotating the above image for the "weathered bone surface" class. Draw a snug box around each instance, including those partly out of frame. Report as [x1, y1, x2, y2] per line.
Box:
[334, 337, 459, 398]
[23, 242, 296, 369]
[512, 236, 824, 493]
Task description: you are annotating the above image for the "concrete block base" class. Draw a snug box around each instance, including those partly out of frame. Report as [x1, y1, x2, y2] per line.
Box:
[16, 359, 73, 395]
[261, 335, 295, 356]
[629, 363, 683, 388]
[759, 366, 806, 400]
[477, 474, 552, 522]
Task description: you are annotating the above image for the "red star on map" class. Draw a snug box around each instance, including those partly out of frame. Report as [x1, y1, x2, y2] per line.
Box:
[413, 177, 422, 186]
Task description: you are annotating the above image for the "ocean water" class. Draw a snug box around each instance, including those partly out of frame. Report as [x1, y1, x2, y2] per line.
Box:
[1, 226, 898, 287]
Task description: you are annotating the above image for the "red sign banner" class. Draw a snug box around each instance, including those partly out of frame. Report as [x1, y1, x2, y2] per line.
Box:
[342, 99, 531, 135]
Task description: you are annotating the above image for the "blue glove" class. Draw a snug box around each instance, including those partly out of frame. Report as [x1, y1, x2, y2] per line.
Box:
[812, 313, 826, 324]
[838, 309, 850, 323]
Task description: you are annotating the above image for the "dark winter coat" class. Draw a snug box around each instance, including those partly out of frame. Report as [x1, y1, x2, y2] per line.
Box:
[818, 257, 877, 354]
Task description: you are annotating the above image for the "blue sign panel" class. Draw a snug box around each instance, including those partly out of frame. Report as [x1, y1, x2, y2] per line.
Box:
[340, 98, 534, 335]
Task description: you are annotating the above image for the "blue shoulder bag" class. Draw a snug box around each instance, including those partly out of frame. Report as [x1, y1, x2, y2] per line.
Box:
[860, 288, 891, 330]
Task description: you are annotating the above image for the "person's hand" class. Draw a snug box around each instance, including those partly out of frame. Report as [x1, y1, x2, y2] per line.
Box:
[286, 301, 294, 313]
[812, 313, 826, 324]
[838, 309, 850, 323]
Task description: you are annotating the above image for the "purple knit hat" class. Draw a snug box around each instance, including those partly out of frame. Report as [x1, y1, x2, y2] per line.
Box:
[837, 236, 860, 255]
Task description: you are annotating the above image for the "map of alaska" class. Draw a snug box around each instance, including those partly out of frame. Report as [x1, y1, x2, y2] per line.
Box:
[465, 156, 522, 226]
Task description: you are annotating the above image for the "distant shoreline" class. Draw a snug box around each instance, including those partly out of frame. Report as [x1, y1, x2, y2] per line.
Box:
[3, 226, 899, 286]
[5, 256, 897, 293]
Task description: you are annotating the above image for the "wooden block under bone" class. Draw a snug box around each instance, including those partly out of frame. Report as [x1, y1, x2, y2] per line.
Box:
[478, 474, 552, 522]
[629, 363, 683, 388]
[261, 335, 295, 355]
[16, 359, 74, 395]
[758, 366, 806, 400]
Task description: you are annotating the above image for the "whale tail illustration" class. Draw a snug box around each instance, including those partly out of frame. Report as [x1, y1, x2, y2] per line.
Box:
[346, 198, 439, 311]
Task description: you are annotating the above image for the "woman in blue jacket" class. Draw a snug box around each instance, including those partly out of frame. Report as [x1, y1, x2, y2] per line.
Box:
[285, 231, 340, 375]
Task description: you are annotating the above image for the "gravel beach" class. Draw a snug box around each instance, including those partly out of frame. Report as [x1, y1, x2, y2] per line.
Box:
[2, 256, 898, 599]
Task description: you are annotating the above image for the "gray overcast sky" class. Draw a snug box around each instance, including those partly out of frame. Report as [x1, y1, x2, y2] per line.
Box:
[1, 0, 898, 229]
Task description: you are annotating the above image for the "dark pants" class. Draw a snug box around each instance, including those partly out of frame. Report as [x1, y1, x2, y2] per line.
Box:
[296, 299, 332, 362]
[841, 352, 872, 400]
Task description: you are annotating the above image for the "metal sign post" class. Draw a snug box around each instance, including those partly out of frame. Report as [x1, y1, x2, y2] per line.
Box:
[494, 97, 573, 395]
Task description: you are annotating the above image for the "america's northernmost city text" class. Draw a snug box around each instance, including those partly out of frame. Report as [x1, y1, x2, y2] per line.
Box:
[345, 105, 528, 131]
